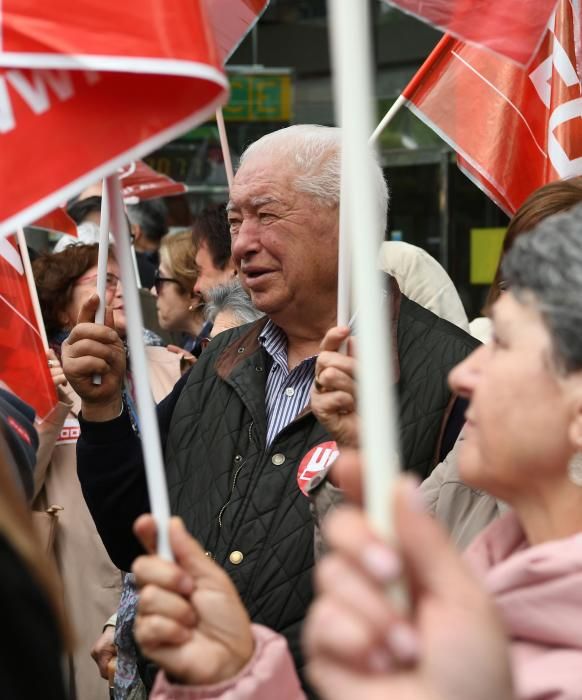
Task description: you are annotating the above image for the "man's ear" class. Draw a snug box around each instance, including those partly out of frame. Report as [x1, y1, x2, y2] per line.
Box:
[132, 223, 143, 243]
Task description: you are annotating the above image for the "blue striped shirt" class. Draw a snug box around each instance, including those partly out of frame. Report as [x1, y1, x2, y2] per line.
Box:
[259, 320, 317, 447]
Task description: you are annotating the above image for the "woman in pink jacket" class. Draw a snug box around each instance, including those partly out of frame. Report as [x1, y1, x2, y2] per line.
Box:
[131, 207, 582, 699]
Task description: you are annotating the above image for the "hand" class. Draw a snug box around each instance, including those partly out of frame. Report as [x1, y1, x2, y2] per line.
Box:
[46, 349, 68, 401]
[91, 625, 117, 680]
[166, 344, 197, 375]
[304, 478, 514, 700]
[132, 516, 254, 686]
[61, 294, 126, 421]
[312, 326, 359, 449]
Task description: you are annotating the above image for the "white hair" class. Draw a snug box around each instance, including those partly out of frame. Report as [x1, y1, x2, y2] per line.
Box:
[239, 124, 389, 230]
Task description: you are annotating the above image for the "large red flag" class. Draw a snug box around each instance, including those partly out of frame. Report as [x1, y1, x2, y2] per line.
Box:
[401, 0, 582, 215]
[0, 1, 228, 238]
[0, 236, 57, 421]
[383, 0, 559, 65]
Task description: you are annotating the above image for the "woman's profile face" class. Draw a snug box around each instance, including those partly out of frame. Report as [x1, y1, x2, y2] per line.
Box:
[151, 262, 194, 333]
[449, 292, 575, 502]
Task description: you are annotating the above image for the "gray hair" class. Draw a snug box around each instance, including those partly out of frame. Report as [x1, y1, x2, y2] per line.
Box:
[204, 280, 264, 326]
[126, 198, 168, 243]
[502, 202, 582, 374]
[239, 124, 389, 232]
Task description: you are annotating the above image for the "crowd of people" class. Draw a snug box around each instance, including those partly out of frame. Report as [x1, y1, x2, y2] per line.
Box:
[2, 124, 582, 700]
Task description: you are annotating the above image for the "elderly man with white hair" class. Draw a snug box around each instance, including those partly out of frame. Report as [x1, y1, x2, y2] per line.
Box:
[62, 125, 478, 695]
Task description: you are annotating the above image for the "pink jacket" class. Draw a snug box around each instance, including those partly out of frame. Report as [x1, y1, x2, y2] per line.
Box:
[465, 511, 582, 700]
[150, 624, 305, 700]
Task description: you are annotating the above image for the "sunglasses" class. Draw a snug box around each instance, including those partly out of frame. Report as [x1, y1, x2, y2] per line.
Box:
[153, 269, 182, 294]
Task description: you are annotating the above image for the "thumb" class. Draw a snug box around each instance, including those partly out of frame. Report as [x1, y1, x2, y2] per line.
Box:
[76, 294, 100, 324]
[394, 477, 475, 599]
[320, 326, 351, 352]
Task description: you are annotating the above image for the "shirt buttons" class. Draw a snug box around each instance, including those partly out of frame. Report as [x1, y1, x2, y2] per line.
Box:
[285, 387, 295, 397]
[271, 453, 286, 466]
[229, 550, 244, 565]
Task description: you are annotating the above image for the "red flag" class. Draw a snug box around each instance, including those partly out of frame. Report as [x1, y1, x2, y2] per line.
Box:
[401, 0, 582, 215]
[119, 161, 187, 204]
[0, 1, 228, 238]
[204, 0, 269, 62]
[31, 208, 77, 236]
[0, 236, 57, 421]
[383, 0, 559, 65]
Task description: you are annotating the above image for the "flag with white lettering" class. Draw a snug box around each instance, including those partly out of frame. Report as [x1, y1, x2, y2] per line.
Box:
[383, 0, 559, 65]
[0, 236, 57, 421]
[0, 1, 228, 238]
[401, 0, 582, 215]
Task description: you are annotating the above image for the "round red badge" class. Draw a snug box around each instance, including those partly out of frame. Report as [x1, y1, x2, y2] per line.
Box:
[297, 441, 339, 496]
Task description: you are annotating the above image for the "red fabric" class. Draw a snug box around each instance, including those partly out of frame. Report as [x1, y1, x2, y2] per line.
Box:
[384, 0, 558, 65]
[32, 208, 77, 236]
[204, 0, 269, 61]
[119, 161, 187, 204]
[0, 236, 56, 421]
[402, 0, 582, 215]
[0, 0, 227, 238]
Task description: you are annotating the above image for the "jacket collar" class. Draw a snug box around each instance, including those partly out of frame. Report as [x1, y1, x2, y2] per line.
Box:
[214, 274, 402, 383]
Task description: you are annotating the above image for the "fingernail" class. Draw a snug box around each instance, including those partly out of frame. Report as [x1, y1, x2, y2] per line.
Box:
[361, 543, 401, 583]
[386, 623, 419, 664]
[367, 648, 394, 673]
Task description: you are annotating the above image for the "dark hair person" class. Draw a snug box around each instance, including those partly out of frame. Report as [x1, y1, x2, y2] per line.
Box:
[485, 176, 582, 312]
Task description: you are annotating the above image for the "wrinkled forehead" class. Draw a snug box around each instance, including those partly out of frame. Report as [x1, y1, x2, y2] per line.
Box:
[229, 154, 296, 208]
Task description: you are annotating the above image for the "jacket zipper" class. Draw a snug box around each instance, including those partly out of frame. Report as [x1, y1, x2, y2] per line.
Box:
[217, 421, 254, 529]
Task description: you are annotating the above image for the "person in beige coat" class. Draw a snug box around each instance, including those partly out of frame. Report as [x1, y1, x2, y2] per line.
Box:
[33, 243, 181, 700]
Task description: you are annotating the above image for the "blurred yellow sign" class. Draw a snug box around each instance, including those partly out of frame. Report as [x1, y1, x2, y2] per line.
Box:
[470, 227, 506, 284]
[224, 73, 293, 122]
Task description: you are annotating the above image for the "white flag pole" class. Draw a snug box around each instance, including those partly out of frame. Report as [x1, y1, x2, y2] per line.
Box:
[92, 185, 111, 386]
[106, 174, 173, 561]
[95, 185, 110, 326]
[16, 228, 49, 352]
[369, 94, 406, 144]
[328, 0, 401, 540]
[216, 107, 235, 190]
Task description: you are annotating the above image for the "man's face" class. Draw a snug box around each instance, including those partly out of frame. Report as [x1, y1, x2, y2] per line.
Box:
[227, 153, 339, 329]
[193, 241, 234, 300]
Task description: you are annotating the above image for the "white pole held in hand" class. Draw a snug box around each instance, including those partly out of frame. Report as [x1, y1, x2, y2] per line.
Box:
[92, 184, 111, 386]
[106, 175, 173, 561]
[328, 0, 401, 538]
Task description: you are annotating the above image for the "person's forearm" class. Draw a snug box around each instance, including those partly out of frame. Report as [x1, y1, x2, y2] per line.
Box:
[77, 407, 149, 570]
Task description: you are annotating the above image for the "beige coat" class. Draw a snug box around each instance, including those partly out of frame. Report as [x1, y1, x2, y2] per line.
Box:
[34, 346, 181, 700]
[420, 432, 508, 550]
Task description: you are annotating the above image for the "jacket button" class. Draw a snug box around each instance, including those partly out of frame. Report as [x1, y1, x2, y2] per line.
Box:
[229, 550, 244, 565]
[271, 453, 286, 466]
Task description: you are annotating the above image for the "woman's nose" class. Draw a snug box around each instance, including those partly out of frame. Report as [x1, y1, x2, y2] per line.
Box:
[448, 344, 487, 398]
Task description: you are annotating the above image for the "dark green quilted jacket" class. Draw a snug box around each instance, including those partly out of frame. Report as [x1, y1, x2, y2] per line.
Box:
[164, 276, 479, 679]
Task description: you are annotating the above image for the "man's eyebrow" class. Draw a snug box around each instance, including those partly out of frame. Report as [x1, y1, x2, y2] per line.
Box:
[250, 195, 281, 208]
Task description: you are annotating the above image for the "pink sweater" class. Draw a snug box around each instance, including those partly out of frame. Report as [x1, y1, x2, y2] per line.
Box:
[465, 510, 582, 700]
[152, 511, 582, 700]
[150, 624, 305, 700]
